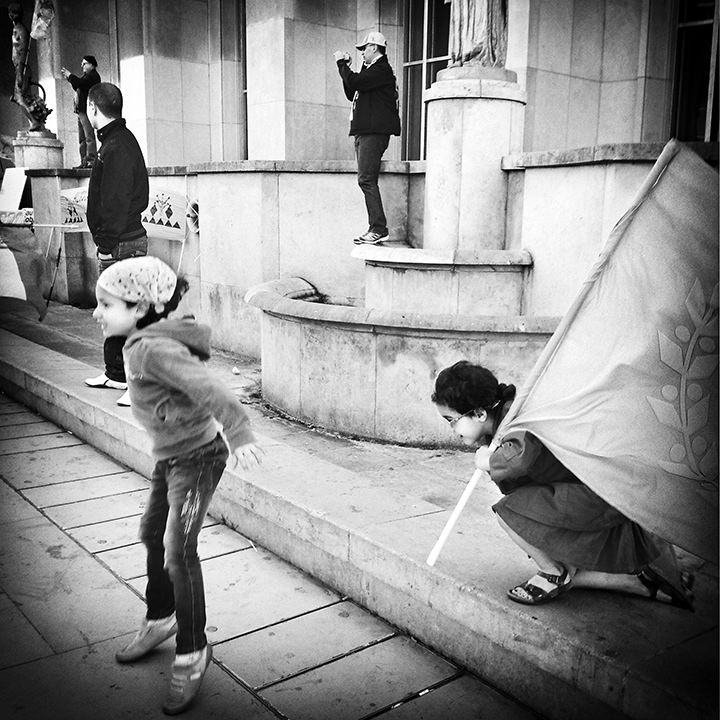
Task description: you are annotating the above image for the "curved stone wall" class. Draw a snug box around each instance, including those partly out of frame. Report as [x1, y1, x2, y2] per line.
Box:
[245, 278, 559, 447]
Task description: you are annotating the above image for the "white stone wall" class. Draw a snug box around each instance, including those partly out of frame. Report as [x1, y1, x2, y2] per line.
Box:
[245, 0, 404, 162]
[520, 0, 675, 151]
[509, 157, 655, 316]
[194, 163, 412, 356]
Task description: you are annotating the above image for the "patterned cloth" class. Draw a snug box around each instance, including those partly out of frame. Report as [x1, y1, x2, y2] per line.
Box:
[98, 256, 176, 307]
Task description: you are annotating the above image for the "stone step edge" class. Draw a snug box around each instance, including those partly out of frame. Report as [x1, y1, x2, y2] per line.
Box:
[0, 331, 695, 720]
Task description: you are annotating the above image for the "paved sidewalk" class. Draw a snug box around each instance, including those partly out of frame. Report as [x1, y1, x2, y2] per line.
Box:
[0, 302, 717, 720]
[0, 393, 537, 720]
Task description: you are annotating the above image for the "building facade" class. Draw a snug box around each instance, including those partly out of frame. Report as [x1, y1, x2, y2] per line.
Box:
[2, 0, 716, 167]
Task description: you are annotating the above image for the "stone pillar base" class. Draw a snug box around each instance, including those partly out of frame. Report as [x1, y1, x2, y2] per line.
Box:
[13, 132, 64, 169]
[423, 64, 526, 253]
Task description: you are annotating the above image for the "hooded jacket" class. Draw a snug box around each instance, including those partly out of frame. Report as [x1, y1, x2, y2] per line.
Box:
[123, 317, 255, 460]
[87, 118, 149, 254]
[337, 54, 401, 136]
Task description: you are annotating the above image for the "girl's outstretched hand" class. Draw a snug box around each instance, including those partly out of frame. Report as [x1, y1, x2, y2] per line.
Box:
[231, 442, 264, 471]
[474, 445, 492, 472]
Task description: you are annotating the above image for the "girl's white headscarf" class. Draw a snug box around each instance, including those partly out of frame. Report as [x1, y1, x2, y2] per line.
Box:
[97, 256, 177, 313]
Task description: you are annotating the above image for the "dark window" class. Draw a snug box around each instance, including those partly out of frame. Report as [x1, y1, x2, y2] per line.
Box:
[402, 0, 452, 159]
[672, 0, 718, 141]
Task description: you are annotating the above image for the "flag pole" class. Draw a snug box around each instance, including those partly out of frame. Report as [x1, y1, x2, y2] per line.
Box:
[425, 140, 684, 568]
[427, 469, 486, 566]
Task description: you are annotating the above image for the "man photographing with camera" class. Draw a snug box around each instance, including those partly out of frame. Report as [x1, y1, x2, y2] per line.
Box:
[334, 31, 401, 246]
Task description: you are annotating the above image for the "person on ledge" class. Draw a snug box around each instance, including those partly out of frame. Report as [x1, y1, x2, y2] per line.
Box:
[334, 31, 400, 246]
[61, 55, 101, 168]
[83, 82, 149, 407]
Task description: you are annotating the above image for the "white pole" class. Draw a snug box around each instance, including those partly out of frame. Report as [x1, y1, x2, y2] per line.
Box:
[426, 468, 487, 566]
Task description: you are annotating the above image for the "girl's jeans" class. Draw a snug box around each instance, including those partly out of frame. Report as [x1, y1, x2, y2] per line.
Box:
[140, 434, 228, 654]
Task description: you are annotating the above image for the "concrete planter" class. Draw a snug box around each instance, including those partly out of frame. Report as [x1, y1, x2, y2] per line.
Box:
[245, 277, 558, 446]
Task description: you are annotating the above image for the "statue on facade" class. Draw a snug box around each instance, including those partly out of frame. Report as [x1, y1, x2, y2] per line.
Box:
[8, 1, 53, 133]
[449, 0, 508, 68]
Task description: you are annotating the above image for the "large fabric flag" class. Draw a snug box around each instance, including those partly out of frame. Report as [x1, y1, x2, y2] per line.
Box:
[497, 141, 718, 563]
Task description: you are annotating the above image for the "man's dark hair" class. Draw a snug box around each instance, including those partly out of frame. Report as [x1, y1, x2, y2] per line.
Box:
[377, 45, 387, 55]
[83, 55, 98, 68]
[87, 82, 122, 118]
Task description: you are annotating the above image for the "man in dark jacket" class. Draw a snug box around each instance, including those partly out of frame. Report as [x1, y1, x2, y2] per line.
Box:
[334, 31, 401, 245]
[61, 56, 101, 168]
[84, 82, 149, 406]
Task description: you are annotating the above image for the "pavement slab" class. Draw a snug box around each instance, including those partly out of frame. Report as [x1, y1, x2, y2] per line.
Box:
[0, 444, 126, 488]
[0, 419, 59, 439]
[0, 410, 44, 427]
[0, 477, 43, 523]
[22, 469, 149, 507]
[128, 548, 342, 645]
[67, 513, 215, 553]
[43, 488, 148, 528]
[259, 635, 459, 720]
[0, 590, 54, 668]
[0, 430, 83, 455]
[96, 522, 254, 580]
[214, 599, 396, 689]
[379, 673, 541, 720]
[0, 637, 277, 720]
[0, 510, 142, 653]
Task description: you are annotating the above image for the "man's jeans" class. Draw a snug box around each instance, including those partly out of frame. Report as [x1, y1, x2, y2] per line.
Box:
[77, 112, 97, 165]
[140, 434, 229, 654]
[97, 236, 148, 382]
[355, 134, 390, 234]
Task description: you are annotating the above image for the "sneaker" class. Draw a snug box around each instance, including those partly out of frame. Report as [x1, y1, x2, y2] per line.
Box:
[162, 645, 213, 715]
[115, 615, 177, 663]
[85, 373, 128, 390]
[353, 230, 388, 245]
[116, 390, 131, 407]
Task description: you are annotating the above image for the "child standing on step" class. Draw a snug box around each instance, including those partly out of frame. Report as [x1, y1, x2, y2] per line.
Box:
[92, 256, 263, 715]
[431, 360, 693, 610]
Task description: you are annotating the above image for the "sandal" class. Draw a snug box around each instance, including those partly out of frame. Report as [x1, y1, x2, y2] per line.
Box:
[507, 566, 572, 605]
[638, 567, 695, 612]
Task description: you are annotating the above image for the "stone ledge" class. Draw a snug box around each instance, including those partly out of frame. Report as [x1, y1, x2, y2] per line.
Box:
[245, 278, 557, 335]
[188, 159, 425, 175]
[502, 142, 719, 170]
[26, 160, 429, 178]
[352, 246, 533, 267]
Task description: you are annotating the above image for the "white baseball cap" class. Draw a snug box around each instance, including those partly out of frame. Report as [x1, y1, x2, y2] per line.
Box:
[356, 31, 387, 50]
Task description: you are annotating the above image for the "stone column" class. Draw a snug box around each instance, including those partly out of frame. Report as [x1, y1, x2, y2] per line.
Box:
[422, 64, 525, 253]
[13, 132, 64, 169]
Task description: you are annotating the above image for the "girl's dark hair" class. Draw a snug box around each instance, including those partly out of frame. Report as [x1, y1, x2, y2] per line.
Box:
[131, 276, 190, 329]
[431, 360, 515, 414]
